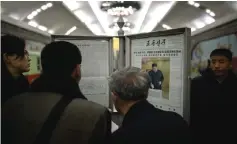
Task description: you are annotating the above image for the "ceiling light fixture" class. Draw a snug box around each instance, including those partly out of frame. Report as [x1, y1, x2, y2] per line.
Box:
[36, 9, 41, 13]
[46, 3, 53, 8]
[63, 1, 80, 11]
[191, 28, 196, 32]
[206, 9, 211, 13]
[65, 26, 77, 35]
[38, 25, 48, 31]
[210, 12, 215, 17]
[100, 1, 141, 16]
[204, 16, 215, 24]
[194, 3, 200, 8]
[162, 24, 172, 30]
[195, 21, 206, 28]
[48, 30, 54, 34]
[28, 21, 38, 27]
[41, 5, 48, 10]
[188, 1, 195, 5]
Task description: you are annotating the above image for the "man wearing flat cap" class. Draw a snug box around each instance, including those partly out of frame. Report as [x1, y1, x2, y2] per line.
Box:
[190, 48, 237, 144]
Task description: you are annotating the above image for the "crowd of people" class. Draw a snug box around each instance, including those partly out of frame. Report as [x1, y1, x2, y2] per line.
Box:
[1, 34, 237, 144]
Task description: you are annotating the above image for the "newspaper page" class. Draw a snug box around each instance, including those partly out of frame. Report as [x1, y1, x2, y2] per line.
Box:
[60, 39, 110, 107]
[131, 34, 184, 115]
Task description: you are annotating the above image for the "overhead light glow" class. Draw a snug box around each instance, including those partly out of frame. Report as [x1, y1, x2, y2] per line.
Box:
[36, 9, 41, 13]
[140, 1, 176, 33]
[31, 11, 38, 17]
[162, 24, 172, 30]
[191, 28, 196, 32]
[188, 1, 195, 5]
[38, 25, 48, 31]
[41, 5, 48, 10]
[89, 24, 102, 35]
[74, 10, 93, 24]
[46, 3, 53, 8]
[63, 1, 80, 11]
[122, 27, 131, 31]
[195, 21, 206, 28]
[65, 26, 77, 35]
[9, 14, 20, 20]
[210, 12, 215, 17]
[28, 21, 38, 27]
[27, 14, 34, 20]
[206, 9, 211, 13]
[48, 30, 54, 34]
[204, 16, 215, 24]
[194, 3, 200, 7]
[88, 1, 110, 34]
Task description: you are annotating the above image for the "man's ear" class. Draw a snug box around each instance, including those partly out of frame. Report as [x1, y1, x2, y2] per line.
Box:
[3, 53, 11, 64]
[71, 64, 81, 78]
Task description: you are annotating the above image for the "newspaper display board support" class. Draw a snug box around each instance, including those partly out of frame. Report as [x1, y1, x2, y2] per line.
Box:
[51, 35, 114, 109]
[125, 28, 191, 122]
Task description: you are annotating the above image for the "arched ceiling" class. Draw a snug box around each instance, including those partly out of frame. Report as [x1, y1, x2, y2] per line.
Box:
[1, 1, 237, 37]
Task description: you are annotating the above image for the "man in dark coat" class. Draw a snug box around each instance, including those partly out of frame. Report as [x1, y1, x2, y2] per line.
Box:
[2, 41, 111, 144]
[107, 67, 191, 144]
[190, 48, 237, 144]
[1, 35, 31, 105]
[148, 63, 164, 90]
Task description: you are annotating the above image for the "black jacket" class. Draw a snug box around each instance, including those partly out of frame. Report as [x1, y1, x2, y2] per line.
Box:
[1, 64, 29, 106]
[109, 100, 191, 144]
[30, 74, 87, 100]
[190, 70, 237, 144]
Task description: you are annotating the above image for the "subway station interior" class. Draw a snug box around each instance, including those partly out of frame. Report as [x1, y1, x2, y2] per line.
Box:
[1, 1, 237, 144]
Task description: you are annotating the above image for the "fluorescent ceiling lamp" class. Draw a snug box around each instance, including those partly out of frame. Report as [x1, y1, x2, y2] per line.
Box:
[74, 10, 93, 24]
[38, 25, 48, 31]
[204, 16, 215, 24]
[162, 24, 172, 29]
[195, 21, 206, 28]
[65, 26, 77, 35]
[28, 21, 38, 27]
[31, 11, 38, 17]
[9, 14, 20, 20]
[206, 9, 211, 13]
[36, 9, 41, 13]
[63, 1, 80, 11]
[188, 1, 195, 5]
[46, 3, 53, 8]
[141, 1, 176, 33]
[27, 14, 34, 20]
[41, 5, 48, 10]
[48, 30, 54, 34]
[191, 28, 196, 32]
[210, 12, 215, 17]
[194, 3, 200, 8]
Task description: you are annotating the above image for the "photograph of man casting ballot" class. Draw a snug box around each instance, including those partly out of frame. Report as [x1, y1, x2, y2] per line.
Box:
[142, 57, 170, 99]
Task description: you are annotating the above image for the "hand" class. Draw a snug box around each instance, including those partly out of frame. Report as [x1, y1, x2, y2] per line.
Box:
[159, 81, 162, 85]
[151, 84, 154, 89]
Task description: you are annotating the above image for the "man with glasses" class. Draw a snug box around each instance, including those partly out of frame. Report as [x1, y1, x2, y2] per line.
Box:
[1, 35, 31, 105]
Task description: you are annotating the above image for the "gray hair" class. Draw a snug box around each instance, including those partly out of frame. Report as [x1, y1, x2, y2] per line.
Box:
[108, 67, 150, 100]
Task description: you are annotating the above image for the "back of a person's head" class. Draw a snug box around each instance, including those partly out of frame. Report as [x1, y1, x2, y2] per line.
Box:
[210, 48, 232, 61]
[108, 67, 150, 101]
[41, 41, 82, 76]
[1, 34, 26, 57]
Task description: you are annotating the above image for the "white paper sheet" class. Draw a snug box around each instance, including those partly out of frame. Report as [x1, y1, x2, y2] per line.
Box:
[131, 34, 184, 115]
